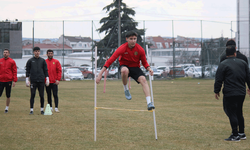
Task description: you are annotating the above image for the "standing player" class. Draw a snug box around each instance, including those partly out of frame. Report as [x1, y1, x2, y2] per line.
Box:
[214, 46, 250, 141]
[220, 39, 248, 64]
[26, 47, 49, 115]
[45, 49, 62, 113]
[0, 49, 17, 113]
[96, 31, 155, 110]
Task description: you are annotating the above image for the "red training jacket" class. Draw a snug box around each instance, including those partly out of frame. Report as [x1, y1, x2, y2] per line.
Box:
[45, 58, 62, 83]
[0, 57, 17, 82]
[104, 43, 150, 69]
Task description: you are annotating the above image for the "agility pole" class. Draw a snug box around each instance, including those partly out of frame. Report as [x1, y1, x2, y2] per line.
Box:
[94, 46, 97, 141]
[146, 45, 158, 140]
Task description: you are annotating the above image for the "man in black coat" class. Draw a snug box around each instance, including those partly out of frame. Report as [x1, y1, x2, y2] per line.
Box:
[26, 47, 50, 115]
[220, 39, 248, 64]
[214, 45, 250, 141]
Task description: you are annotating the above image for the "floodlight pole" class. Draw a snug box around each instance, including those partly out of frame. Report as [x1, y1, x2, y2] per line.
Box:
[62, 21, 65, 80]
[146, 45, 158, 140]
[32, 20, 34, 57]
[94, 46, 97, 141]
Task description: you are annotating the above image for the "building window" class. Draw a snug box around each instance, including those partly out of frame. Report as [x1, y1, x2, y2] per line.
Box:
[79, 43, 82, 47]
[156, 42, 163, 49]
[165, 42, 169, 48]
[162, 51, 167, 56]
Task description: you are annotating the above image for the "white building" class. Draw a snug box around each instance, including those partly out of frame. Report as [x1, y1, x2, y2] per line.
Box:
[58, 35, 93, 52]
[237, 0, 250, 57]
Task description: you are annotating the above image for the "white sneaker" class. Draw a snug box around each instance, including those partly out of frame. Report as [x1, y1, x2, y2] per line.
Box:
[55, 108, 60, 113]
[50, 108, 53, 112]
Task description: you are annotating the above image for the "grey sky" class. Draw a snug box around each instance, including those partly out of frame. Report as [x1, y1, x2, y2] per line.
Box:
[0, 0, 238, 38]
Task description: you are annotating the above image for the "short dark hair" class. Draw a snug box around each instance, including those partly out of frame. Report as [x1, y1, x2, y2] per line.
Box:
[47, 49, 53, 54]
[125, 31, 138, 38]
[4, 48, 10, 53]
[226, 39, 236, 46]
[33, 47, 40, 51]
[226, 46, 236, 56]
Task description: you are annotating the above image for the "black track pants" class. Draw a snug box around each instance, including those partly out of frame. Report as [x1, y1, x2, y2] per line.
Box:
[45, 83, 59, 108]
[30, 82, 45, 108]
[223, 95, 245, 135]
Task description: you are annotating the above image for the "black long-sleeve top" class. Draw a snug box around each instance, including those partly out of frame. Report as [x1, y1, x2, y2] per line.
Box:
[214, 57, 250, 97]
[26, 57, 49, 83]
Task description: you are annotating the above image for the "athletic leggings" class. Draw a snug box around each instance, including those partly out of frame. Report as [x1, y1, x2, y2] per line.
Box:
[0, 81, 12, 98]
[223, 95, 245, 135]
[30, 82, 45, 108]
[45, 83, 59, 108]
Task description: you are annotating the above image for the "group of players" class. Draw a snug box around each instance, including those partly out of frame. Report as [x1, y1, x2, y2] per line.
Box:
[0, 30, 248, 142]
[0, 47, 62, 115]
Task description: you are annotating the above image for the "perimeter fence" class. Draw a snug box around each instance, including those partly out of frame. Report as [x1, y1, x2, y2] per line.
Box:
[4, 19, 244, 80]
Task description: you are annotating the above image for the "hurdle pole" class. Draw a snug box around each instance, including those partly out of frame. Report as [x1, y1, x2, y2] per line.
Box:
[94, 46, 97, 141]
[146, 45, 158, 140]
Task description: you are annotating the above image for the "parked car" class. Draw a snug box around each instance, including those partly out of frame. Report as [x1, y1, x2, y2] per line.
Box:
[178, 64, 195, 69]
[184, 67, 190, 77]
[168, 66, 185, 77]
[108, 67, 118, 78]
[161, 69, 169, 78]
[145, 67, 162, 78]
[17, 69, 26, 81]
[64, 68, 84, 80]
[79, 67, 94, 79]
[203, 65, 218, 77]
[186, 66, 209, 78]
[157, 66, 169, 74]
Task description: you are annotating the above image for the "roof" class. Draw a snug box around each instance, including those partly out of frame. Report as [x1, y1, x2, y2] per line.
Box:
[64, 36, 92, 43]
[22, 43, 72, 50]
[146, 36, 174, 49]
[146, 35, 201, 49]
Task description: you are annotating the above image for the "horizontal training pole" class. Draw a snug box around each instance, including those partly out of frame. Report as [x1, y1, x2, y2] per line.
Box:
[95, 107, 153, 112]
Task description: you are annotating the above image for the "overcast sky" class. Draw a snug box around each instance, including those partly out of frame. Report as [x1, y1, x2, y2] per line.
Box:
[0, 0, 239, 39]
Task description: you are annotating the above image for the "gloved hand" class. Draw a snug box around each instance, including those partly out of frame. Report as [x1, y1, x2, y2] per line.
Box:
[26, 77, 30, 87]
[46, 77, 50, 86]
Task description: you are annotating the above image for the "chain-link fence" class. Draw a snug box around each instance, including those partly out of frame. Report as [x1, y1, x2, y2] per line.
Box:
[0, 19, 241, 80]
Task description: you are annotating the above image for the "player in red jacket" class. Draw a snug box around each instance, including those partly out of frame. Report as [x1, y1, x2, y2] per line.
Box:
[45, 49, 62, 112]
[96, 31, 155, 110]
[0, 49, 17, 113]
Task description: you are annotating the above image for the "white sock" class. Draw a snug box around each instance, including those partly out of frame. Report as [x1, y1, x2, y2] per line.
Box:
[41, 108, 44, 111]
[146, 96, 151, 104]
[30, 108, 33, 111]
[5, 106, 9, 110]
[123, 84, 129, 91]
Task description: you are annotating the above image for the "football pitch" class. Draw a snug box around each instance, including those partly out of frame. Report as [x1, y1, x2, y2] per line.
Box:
[0, 79, 249, 150]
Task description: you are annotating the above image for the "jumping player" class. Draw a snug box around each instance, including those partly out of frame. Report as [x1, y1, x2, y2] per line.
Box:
[0, 49, 17, 113]
[96, 31, 155, 110]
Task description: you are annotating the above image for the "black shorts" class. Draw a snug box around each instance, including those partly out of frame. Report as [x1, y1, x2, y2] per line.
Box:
[120, 65, 145, 84]
[0, 81, 12, 98]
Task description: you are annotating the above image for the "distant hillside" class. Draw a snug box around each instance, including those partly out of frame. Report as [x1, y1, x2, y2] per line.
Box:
[22, 38, 58, 42]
